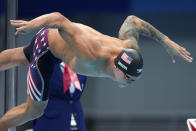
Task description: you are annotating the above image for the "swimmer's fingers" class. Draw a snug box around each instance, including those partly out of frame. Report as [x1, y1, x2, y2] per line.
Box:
[10, 20, 27, 23]
[178, 48, 193, 63]
[171, 46, 193, 63]
[166, 39, 193, 63]
[10, 20, 31, 35]
[10, 20, 28, 27]
[15, 26, 26, 35]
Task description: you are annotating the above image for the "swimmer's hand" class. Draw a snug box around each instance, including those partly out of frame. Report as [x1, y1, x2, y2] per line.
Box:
[10, 20, 32, 35]
[164, 37, 193, 63]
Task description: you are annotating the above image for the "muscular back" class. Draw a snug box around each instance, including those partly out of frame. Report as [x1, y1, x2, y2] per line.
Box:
[48, 23, 125, 76]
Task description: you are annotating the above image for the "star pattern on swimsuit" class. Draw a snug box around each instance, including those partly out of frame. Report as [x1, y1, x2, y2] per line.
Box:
[31, 30, 49, 68]
[43, 42, 46, 47]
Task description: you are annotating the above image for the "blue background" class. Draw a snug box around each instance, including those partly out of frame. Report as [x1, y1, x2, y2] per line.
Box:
[17, 0, 196, 16]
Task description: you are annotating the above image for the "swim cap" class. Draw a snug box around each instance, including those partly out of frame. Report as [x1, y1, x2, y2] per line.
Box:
[114, 49, 143, 78]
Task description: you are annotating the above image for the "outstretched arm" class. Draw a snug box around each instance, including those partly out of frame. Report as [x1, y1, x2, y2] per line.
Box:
[0, 47, 29, 71]
[119, 15, 193, 63]
[10, 12, 83, 46]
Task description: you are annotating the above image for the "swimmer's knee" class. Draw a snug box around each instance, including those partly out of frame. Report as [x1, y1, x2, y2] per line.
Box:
[26, 97, 48, 119]
[31, 101, 47, 119]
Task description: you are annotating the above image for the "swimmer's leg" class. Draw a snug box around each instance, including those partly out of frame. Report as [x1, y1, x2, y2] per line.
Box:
[0, 96, 48, 131]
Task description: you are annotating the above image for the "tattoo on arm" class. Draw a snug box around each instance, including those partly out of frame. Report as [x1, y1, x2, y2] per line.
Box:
[119, 15, 167, 44]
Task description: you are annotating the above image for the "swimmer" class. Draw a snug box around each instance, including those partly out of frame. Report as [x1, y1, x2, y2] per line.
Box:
[10, 12, 192, 86]
[0, 12, 193, 130]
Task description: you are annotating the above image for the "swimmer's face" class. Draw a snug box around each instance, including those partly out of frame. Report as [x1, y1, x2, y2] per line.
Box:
[113, 67, 135, 88]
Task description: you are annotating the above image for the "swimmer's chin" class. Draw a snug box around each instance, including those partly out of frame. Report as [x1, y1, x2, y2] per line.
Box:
[108, 75, 132, 88]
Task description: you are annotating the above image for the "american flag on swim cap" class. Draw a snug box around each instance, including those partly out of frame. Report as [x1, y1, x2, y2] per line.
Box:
[121, 52, 133, 64]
